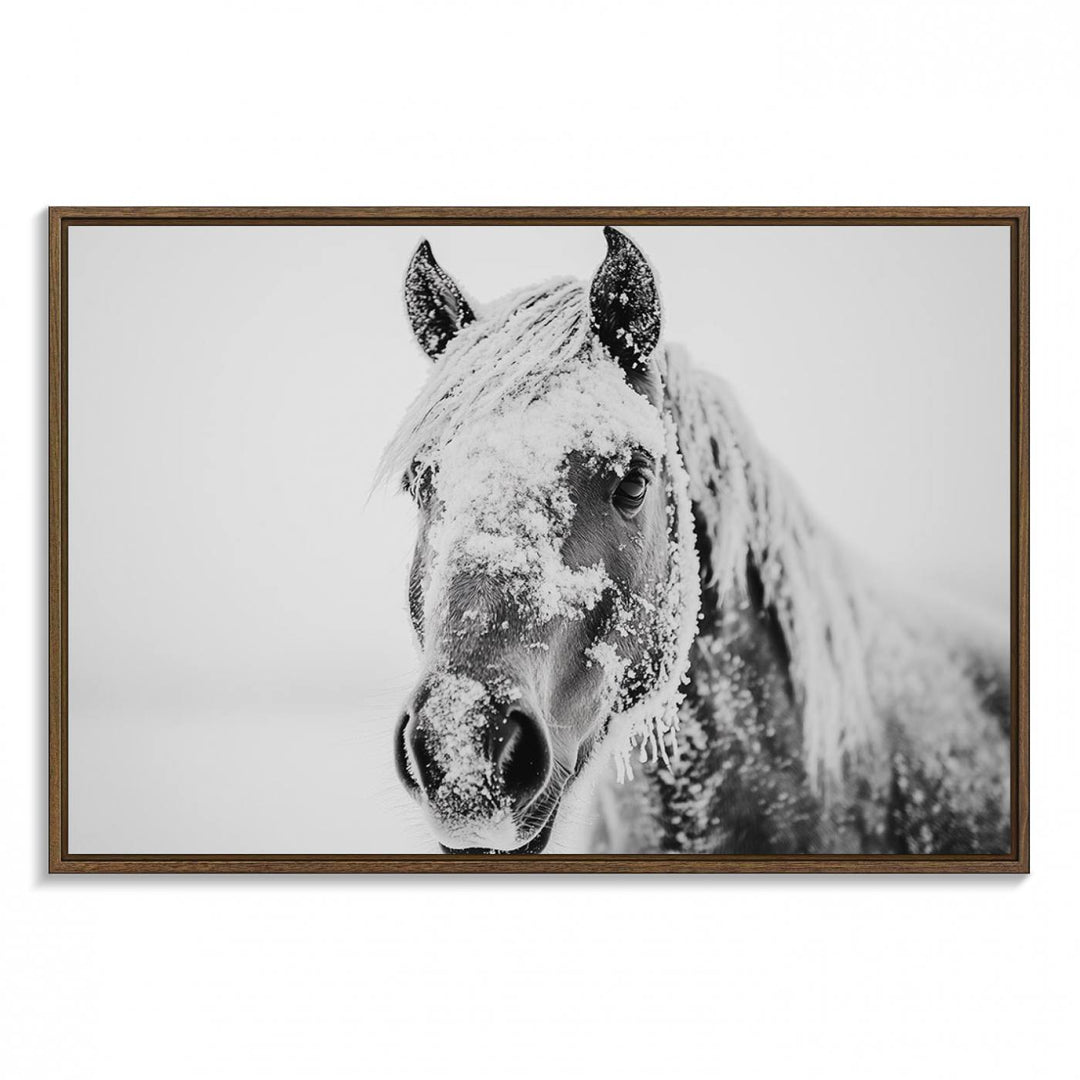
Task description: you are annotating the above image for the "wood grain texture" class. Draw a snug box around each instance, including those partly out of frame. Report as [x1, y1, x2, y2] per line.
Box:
[50, 855, 1024, 874]
[50, 206, 1027, 226]
[1014, 209, 1030, 873]
[47, 206, 1030, 875]
[48, 208, 65, 874]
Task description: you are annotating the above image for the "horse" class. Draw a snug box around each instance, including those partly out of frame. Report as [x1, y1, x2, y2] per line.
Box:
[382, 227, 1010, 856]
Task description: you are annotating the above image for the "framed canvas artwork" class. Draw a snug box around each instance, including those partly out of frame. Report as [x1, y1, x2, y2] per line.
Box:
[48, 206, 1029, 872]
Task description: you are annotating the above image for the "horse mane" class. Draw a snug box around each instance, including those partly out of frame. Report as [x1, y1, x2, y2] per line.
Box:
[663, 347, 883, 792]
[378, 278, 590, 486]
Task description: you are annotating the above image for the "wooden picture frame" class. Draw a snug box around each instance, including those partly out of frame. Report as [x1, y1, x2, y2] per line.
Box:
[48, 206, 1029, 874]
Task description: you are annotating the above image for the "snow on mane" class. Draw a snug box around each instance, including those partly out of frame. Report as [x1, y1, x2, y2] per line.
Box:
[664, 347, 883, 791]
[379, 278, 595, 486]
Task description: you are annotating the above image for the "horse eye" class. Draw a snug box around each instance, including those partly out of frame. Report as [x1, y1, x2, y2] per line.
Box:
[613, 469, 650, 514]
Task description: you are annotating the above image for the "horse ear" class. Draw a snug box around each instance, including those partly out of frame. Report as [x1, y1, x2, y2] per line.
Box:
[404, 240, 476, 361]
[589, 226, 662, 391]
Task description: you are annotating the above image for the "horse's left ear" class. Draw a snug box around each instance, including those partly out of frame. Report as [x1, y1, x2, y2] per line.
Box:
[589, 226, 662, 393]
[404, 239, 476, 361]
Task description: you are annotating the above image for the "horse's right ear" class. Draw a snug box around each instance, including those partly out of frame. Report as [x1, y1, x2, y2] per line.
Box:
[404, 240, 476, 361]
[589, 226, 662, 395]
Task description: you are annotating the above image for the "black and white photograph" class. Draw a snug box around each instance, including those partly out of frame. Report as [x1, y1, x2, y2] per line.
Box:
[58, 214, 1018, 863]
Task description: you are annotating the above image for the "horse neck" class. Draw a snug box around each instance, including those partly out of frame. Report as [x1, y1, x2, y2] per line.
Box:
[693, 544, 799, 722]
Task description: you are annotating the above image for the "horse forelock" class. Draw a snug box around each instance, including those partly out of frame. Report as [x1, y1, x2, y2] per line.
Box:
[378, 278, 591, 488]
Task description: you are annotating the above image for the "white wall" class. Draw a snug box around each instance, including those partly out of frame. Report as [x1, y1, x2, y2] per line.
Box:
[0, 2, 1073, 1078]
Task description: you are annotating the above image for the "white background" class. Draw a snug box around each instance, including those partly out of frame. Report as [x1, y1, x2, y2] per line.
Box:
[0, 1, 1072, 1077]
[65, 223, 1008, 853]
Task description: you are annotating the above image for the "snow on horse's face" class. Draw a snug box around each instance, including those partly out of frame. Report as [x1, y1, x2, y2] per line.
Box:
[391, 230, 686, 854]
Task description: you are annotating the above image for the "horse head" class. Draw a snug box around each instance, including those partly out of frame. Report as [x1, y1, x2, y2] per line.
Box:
[386, 228, 699, 853]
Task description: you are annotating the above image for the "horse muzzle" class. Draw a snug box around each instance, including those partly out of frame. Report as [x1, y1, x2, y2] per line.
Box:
[394, 672, 559, 853]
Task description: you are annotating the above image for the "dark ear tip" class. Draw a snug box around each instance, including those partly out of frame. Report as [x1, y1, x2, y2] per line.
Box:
[602, 225, 626, 249]
[411, 238, 433, 263]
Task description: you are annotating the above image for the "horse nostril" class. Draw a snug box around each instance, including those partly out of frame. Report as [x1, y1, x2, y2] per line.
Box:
[398, 713, 445, 797]
[490, 709, 551, 811]
[394, 713, 419, 792]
